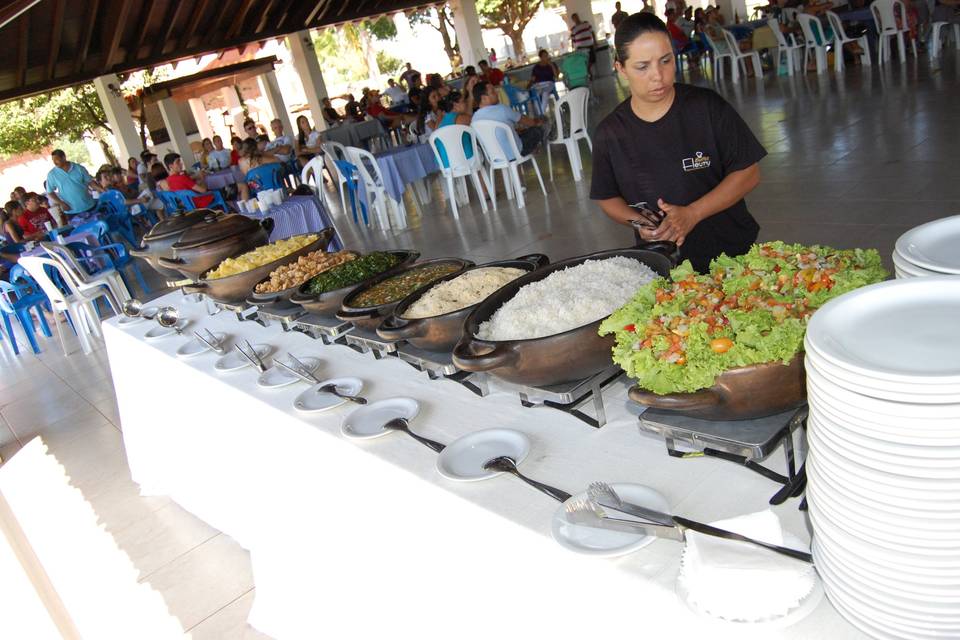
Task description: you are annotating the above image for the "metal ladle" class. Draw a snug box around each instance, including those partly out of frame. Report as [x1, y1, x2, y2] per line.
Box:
[121, 298, 143, 317]
[156, 307, 184, 335]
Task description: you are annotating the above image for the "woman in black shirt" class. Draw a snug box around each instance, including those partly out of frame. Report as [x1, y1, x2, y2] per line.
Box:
[590, 12, 765, 272]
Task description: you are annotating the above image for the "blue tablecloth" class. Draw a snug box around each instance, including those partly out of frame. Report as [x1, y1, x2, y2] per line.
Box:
[205, 167, 244, 190]
[246, 195, 343, 251]
[373, 144, 439, 203]
[321, 120, 386, 149]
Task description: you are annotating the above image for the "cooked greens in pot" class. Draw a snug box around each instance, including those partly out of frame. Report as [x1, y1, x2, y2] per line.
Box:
[303, 251, 401, 295]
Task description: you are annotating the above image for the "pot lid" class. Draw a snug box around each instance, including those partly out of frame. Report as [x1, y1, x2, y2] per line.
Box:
[173, 213, 264, 250]
[142, 208, 218, 243]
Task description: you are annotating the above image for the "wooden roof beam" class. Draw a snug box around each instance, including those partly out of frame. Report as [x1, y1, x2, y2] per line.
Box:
[226, 0, 258, 40]
[129, 0, 159, 63]
[16, 11, 27, 88]
[153, 0, 185, 58]
[74, 0, 100, 75]
[45, 0, 65, 81]
[179, 0, 213, 50]
[102, 0, 133, 69]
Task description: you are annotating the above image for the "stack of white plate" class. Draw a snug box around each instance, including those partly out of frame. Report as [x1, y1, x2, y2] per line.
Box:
[803, 277, 960, 639]
[893, 215, 960, 279]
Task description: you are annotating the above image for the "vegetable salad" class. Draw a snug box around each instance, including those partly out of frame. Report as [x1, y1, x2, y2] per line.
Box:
[599, 242, 887, 395]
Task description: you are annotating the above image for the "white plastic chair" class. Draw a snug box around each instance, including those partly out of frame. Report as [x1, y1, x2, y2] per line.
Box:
[826, 11, 872, 71]
[322, 141, 351, 215]
[930, 22, 960, 57]
[723, 28, 764, 79]
[427, 125, 491, 219]
[546, 87, 593, 183]
[471, 120, 547, 210]
[300, 154, 330, 209]
[797, 14, 830, 74]
[41, 242, 128, 314]
[769, 19, 804, 75]
[344, 146, 408, 230]
[702, 29, 739, 82]
[871, 0, 916, 63]
[19, 256, 102, 355]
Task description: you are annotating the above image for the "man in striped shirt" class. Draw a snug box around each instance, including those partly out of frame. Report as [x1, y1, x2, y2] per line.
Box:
[569, 13, 597, 79]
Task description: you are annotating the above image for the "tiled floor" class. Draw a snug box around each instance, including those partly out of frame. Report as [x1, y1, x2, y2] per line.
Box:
[2, 53, 958, 637]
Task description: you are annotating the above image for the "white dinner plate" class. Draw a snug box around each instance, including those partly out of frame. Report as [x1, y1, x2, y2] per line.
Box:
[340, 397, 421, 439]
[804, 277, 960, 383]
[810, 411, 960, 464]
[808, 398, 960, 447]
[117, 314, 145, 327]
[144, 321, 188, 340]
[257, 356, 322, 388]
[294, 377, 364, 413]
[895, 215, 960, 275]
[806, 342, 960, 396]
[805, 366, 960, 420]
[214, 344, 271, 372]
[893, 248, 944, 277]
[176, 332, 226, 358]
[436, 428, 530, 482]
[550, 483, 669, 558]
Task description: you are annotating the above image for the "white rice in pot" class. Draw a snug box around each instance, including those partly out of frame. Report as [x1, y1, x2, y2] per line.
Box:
[403, 267, 527, 319]
[476, 257, 658, 341]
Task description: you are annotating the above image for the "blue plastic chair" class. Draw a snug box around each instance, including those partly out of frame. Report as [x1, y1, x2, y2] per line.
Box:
[10, 264, 74, 334]
[96, 190, 138, 247]
[73, 220, 113, 247]
[0, 278, 52, 354]
[503, 80, 536, 115]
[245, 163, 285, 193]
[174, 189, 228, 212]
[156, 190, 184, 214]
[332, 160, 369, 226]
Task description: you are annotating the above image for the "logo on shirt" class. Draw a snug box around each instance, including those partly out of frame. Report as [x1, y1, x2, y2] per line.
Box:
[682, 151, 711, 172]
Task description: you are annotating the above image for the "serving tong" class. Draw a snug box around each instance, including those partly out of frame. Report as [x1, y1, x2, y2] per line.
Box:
[274, 353, 367, 404]
[628, 203, 666, 231]
[192, 329, 226, 354]
[565, 482, 812, 563]
[234, 339, 268, 373]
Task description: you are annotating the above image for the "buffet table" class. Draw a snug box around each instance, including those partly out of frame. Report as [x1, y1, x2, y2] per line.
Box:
[106, 292, 864, 639]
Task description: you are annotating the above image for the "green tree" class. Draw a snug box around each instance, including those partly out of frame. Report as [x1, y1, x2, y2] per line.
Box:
[476, 0, 559, 62]
[0, 83, 117, 163]
[313, 17, 398, 88]
[408, 5, 460, 66]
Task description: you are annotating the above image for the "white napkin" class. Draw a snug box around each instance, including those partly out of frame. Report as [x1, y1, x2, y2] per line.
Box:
[677, 509, 817, 622]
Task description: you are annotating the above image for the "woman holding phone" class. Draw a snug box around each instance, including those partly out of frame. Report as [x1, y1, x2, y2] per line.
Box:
[590, 12, 766, 272]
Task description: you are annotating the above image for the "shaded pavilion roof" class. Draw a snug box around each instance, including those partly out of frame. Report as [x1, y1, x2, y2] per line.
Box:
[0, 0, 435, 102]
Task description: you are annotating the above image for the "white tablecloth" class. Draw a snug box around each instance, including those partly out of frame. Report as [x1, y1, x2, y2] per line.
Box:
[104, 292, 864, 640]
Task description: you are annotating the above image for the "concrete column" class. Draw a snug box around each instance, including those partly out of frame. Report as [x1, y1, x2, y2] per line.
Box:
[92, 75, 143, 162]
[158, 97, 196, 166]
[563, 0, 595, 26]
[188, 98, 215, 140]
[450, 0, 486, 67]
[257, 70, 294, 137]
[220, 86, 246, 139]
[286, 29, 329, 131]
[716, 0, 748, 23]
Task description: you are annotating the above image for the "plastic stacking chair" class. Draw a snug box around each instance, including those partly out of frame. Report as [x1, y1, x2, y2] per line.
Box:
[428, 125, 491, 219]
[722, 28, 763, 79]
[245, 163, 286, 193]
[73, 220, 113, 247]
[472, 120, 547, 210]
[797, 14, 830, 74]
[503, 81, 536, 115]
[40, 242, 128, 315]
[344, 146, 407, 229]
[0, 277, 53, 355]
[19, 256, 103, 355]
[871, 0, 916, 63]
[769, 18, 804, 75]
[929, 21, 959, 57]
[155, 190, 184, 214]
[175, 189, 228, 212]
[702, 29, 740, 82]
[332, 160, 369, 226]
[323, 141, 352, 216]
[95, 190, 138, 247]
[825, 11, 871, 71]
[559, 51, 590, 89]
[68, 240, 149, 296]
[300, 155, 331, 212]
[546, 87, 592, 183]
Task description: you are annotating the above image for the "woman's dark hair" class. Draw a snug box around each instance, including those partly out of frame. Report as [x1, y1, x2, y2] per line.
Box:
[241, 137, 258, 158]
[296, 115, 310, 146]
[416, 88, 438, 132]
[150, 162, 168, 182]
[255, 134, 269, 144]
[464, 65, 476, 76]
[538, 49, 548, 57]
[4, 200, 21, 215]
[614, 12, 671, 63]
[427, 73, 443, 90]
[472, 81, 490, 108]
[438, 91, 462, 114]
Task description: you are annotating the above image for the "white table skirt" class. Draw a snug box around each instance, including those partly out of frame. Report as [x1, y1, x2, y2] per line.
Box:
[104, 292, 863, 640]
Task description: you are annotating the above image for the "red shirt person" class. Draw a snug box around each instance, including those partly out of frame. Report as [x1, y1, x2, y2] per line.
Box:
[162, 153, 214, 208]
[478, 60, 505, 85]
[19, 193, 55, 235]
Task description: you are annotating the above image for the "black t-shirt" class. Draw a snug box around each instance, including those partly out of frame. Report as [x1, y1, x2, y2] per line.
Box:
[590, 84, 766, 272]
